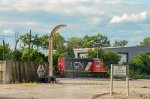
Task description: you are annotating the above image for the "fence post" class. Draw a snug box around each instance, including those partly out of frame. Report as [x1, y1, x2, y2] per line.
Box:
[110, 64, 113, 96]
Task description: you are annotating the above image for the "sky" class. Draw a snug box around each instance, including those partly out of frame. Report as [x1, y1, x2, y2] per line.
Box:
[0, 0, 150, 48]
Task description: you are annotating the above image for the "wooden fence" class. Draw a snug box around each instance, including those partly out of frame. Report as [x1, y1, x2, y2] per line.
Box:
[0, 60, 49, 84]
[0, 61, 4, 83]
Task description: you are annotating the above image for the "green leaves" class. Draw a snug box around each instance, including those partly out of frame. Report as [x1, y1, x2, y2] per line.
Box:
[140, 37, 150, 46]
[53, 33, 66, 51]
[40, 35, 49, 50]
[66, 33, 111, 49]
[65, 46, 75, 58]
[82, 34, 111, 48]
[12, 49, 47, 62]
[19, 33, 43, 50]
[0, 43, 11, 60]
[113, 40, 128, 47]
[130, 53, 150, 75]
[67, 37, 83, 48]
[103, 51, 121, 70]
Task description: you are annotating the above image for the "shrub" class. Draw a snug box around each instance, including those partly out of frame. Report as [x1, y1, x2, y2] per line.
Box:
[129, 53, 150, 79]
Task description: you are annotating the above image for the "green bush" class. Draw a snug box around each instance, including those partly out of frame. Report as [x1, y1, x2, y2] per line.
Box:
[129, 53, 150, 79]
[103, 51, 121, 71]
[129, 71, 150, 79]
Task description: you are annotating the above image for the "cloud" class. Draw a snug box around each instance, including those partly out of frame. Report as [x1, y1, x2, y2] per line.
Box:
[110, 11, 147, 24]
[86, 17, 102, 26]
[0, 0, 149, 47]
[0, 0, 143, 14]
[1, 29, 15, 35]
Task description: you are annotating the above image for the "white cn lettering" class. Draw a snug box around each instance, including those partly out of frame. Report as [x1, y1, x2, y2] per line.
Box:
[74, 62, 83, 69]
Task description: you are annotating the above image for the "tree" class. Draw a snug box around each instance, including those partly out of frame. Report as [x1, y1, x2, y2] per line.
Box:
[82, 34, 110, 48]
[32, 34, 42, 50]
[65, 46, 75, 58]
[87, 48, 104, 60]
[19, 33, 32, 49]
[21, 48, 47, 62]
[30, 50, 47, 62]
[140, 37, 150, 46]
[19, 33, 43, 50]
[12, 50, 22, 61]
[53, 33, 66, 53]
[113, 40, 128, 47]
[18, 32, 66, 62]
[21, 48, 29, 61]
[130, 53, 150, 75]
[40, 35, 49, 50]
[0, 43, 11, 60]
[87, 49, 120, 71]
[67, 37, 83, 48]
[103, 51, 120, 70]
[39, 33, 66, 52]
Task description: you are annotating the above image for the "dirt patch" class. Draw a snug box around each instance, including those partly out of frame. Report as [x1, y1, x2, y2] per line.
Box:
[91, 92, 150, 99]
[0, 79, 150, 99]
[0, 97, 34, 99]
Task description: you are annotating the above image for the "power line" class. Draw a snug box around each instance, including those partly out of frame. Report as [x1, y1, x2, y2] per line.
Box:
[0, 35, 15, 37]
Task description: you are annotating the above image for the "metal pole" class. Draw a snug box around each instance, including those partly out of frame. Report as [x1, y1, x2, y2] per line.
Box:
[126, 65, 129, 96]
[110, 64, 113, 96]
[49, 40, 53, 76]
[49, 24, 67, 77]
[95, 39, 100, 58]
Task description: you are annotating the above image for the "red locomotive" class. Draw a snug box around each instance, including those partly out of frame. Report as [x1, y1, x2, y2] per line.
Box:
[58, 58, 107, 78]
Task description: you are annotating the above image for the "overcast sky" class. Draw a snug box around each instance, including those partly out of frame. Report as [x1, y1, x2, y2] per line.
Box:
[0, 0, 150, 47]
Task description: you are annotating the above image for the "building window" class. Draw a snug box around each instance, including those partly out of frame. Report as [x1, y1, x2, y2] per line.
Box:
[78, 53, 87, 58]
[118, 53, 128, 64]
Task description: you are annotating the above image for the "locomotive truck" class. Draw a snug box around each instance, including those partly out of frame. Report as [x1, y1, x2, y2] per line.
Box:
[58, 58, 107, 78]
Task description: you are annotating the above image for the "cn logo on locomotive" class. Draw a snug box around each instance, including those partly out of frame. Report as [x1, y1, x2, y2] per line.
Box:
[73, 62, 84, 69]
[70, 61, 92, 71]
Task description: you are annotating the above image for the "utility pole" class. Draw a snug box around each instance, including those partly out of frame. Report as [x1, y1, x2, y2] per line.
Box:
[95, 39, 100, 58]
[28, 30, 31, 61]
[3, 39, 5, 60]
[14, 32, 19, 51]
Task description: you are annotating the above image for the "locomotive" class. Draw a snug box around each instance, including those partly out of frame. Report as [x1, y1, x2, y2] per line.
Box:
[58, 58, 107, 78]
